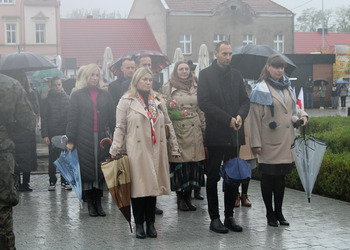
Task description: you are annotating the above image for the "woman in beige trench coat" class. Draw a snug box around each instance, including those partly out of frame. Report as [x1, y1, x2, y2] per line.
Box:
[162, 61, 206, 212]
[249, 54, 308, 227]
[110, 68, 180, 239]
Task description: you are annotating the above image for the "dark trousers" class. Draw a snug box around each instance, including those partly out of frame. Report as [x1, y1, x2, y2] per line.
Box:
[260, 174, 286, 216]
[14, 171, 30, 184]
[305, 92, 314, 108]
[48, 146, 66, 184]
[341, 96, 346, 107]
[206, 146, 238, 220]
[131, 196, 156, 224]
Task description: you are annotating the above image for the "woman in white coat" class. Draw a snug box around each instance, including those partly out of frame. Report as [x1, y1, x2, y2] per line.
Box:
[249, 54, 308, 227]
[110, 67, 180, 239]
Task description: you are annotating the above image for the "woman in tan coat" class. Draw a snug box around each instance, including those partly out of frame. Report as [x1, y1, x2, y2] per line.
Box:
[162, 61, 206, 211]
[109, 67, 180, 239]
[249, 54, 308, 227]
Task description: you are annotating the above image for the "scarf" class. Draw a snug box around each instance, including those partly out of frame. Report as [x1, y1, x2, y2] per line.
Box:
[136, 92, 158, 145]
[250, 76, 297, 129]
[169, 75, 193, 92]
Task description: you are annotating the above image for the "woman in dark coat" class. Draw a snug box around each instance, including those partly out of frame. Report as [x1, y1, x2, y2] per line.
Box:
[6, 70, 39, 192]
[66, 64, 115, 217]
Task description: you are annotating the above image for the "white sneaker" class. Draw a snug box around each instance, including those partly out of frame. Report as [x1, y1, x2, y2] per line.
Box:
[65, 184, 72, 190]
[48, 183, 56, 191]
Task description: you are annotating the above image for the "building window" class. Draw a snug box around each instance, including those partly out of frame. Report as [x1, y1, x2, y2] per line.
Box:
[0, 0, 14, 4]
[180, 34, 192, 54]
[274, 34, 284, 53]
[36, 24, 45, 44]
[6, 23, 17, 44]
[243, 34, 255, 45]
[213, 34, 225, 49]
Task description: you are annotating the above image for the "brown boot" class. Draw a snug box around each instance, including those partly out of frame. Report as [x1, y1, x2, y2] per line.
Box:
[176, 191, 189, 211]
[235, 193, 240, 207]
[241, 194, 252, 207]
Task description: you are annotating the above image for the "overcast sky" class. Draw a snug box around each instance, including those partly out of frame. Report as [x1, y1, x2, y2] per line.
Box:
[60, 0, 350, 18]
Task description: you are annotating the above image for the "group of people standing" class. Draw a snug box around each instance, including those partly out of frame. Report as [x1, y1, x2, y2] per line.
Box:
[304, 76, 348, 109]
[1, 40, 311, 247]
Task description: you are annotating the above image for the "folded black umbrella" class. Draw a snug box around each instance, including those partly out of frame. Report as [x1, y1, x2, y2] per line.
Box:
[230, 44, 296, 80]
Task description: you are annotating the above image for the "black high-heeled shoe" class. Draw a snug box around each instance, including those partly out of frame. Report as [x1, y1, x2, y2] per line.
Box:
[267, 213, 278, 227]
[276, 213, 290, 226]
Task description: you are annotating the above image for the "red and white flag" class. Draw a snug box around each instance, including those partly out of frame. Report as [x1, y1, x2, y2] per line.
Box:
[297, 87, 304, 111]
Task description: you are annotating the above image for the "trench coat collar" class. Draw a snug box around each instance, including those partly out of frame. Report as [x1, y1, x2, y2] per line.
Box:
[169, 80, 197, 95]
[127, 93, 163, 120]
[267, 82, 291, 113]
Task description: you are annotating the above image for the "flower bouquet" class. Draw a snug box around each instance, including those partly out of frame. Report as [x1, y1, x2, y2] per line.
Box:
[161, 94, 196, 121]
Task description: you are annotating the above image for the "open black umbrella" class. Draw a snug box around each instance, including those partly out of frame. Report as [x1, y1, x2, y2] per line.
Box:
[109, 50, 170, 76]
[230, 44, 296, 80]
[0, 51, 56, 73]
[314, 78, 329, 86]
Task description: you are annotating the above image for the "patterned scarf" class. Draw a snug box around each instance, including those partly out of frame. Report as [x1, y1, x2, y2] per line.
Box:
[137, 92, 158, 144]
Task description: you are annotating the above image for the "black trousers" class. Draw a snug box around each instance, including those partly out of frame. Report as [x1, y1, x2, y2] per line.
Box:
[206, 146, 238, 220]
[131, 196, 156, 224]
[48, 146, 67, 184]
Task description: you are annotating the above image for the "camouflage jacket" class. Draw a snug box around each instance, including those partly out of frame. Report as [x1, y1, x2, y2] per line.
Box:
[0, 73, 36, 153]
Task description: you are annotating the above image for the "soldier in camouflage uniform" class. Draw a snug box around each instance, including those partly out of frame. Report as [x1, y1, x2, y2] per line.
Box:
[0, 73, 36, 249]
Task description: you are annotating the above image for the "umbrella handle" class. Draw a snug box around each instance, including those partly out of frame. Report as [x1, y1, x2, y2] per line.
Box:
[100, 138, 112, 149]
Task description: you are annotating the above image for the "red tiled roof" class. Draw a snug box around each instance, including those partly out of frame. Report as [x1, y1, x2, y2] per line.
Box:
[164, 0, 291, 13]
[60, 18, 162, 68]
[295, 32, 350, 54]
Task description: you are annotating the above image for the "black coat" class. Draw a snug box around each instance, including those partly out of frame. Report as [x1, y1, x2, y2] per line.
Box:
[108, 75, 129, 107]
[197, 60, 250, 147]
[41, 89, 69, 139]
[66, 88, 115, 182]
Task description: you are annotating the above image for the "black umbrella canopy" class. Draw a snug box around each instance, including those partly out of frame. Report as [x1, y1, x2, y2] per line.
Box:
[314, 78, 329, 86]
[230, 44, 296, 80]
[109, 50, 170, 76]
[0, 51, 56, 73]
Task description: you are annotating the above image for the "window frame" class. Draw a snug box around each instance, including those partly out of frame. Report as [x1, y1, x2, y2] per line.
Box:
[274, 34, 284, 53]
[5, 23, 17, 44]
[35, 23, 46, 44]
[179, 34, 192, 55]
[243, 34, 256, 45]
[0, 0, 14, 4]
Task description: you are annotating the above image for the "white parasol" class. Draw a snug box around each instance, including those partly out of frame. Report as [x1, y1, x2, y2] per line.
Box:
[102, 47, 114, 82]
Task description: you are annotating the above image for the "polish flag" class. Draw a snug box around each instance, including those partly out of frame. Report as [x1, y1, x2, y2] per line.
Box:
[297, 87, 304, 110]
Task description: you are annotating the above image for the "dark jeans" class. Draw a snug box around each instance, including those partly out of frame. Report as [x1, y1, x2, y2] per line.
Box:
[48, 146, 66, 184]
[14, 171, 30, 184]
[131, 196, 156, 224]
[305, 92, 314, 108]
[206, 146, 238, 220]
[341, 96, 346, 107]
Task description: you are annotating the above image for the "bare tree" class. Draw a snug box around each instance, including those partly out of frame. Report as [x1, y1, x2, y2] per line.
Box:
[335, 7, 350, 32]
[295, 8, 334, 32]
[65, 8, 122, 19]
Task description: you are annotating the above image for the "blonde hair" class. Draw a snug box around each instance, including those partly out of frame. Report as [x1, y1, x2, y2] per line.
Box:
[80, 64, 104, 89]
[75, 65, 87, 89]
[127, 67, 159, 97]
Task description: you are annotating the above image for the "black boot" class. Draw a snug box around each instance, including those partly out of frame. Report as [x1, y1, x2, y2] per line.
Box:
[176, 191, 189, 211]
[87, 191, 98, 217]
[136, 224, 146, 239]
[184, 190, 196, 211]
[146, 222, 157, 238]
[194, 189, 204, 200]
[224, 216, 243, 232]
[95, 196, 106, 217]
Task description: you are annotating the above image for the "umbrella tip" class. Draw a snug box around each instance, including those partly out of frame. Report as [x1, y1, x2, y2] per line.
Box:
[130, 223, 133, 233]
